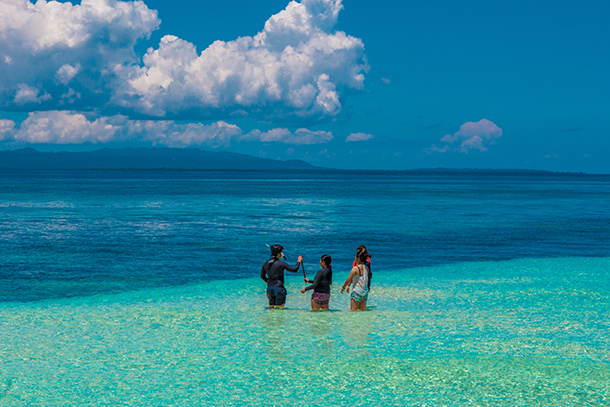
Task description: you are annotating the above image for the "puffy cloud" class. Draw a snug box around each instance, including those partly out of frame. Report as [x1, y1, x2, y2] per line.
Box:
[126, 120, 243, 148]
[13, 84, 51, 105]
[0, 0, 158, 51]
[112, 0, 367, 119]
[0, 0, 367, 121]
[13, 111, 120, 144]
[346, 132, 373, 142]
[0, 0, 160, 110]
[245, 128, 333, 144]
[430, 119, 502, 153]
[0, 119, 16, 141]
[0, 111, 238, 146]
[56, 64, 81, 85]
[0, 111, 334, 147]
[257, 0, 342, 49]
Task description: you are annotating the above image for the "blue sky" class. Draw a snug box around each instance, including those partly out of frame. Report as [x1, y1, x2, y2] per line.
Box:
[0, 0, 608, 171]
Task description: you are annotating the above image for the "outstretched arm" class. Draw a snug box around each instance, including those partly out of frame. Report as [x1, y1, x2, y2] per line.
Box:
[341, 267, 359, 294]
[283, 256, 303, 273]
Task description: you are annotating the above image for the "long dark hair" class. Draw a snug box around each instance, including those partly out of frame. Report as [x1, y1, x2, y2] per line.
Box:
[356, 251, 369, 263]
[356, 245, 372, 289]
[321, 254, 332, 284]
[356, 245, 371, 261]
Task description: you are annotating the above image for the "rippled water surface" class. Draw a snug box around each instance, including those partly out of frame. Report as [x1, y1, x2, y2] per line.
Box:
[2, 170, 609, 302]
[1, 170, 609, 405]
[1, 258, 609, 405]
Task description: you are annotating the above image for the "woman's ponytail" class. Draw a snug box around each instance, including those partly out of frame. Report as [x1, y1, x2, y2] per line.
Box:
[357, 250, 369, 263]
[321, 254, 332, 285]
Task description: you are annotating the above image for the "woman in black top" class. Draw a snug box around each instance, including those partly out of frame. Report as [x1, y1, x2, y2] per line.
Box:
[300, 254, 332, 312]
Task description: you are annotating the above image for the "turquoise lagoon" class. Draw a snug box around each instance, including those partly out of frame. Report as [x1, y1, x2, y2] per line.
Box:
[1, 257, 609, 405]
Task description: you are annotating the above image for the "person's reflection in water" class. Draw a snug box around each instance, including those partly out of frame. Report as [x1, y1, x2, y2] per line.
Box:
[260, 310, 289, 361]
[341, 311, 374, 358]
[307, 313, 334, 358]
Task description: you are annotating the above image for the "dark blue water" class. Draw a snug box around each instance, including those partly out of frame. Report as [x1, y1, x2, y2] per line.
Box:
[1, 170, 609, 302]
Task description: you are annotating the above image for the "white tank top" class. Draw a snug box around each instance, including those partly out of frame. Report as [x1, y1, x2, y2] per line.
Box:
[352, 264, 369, 295]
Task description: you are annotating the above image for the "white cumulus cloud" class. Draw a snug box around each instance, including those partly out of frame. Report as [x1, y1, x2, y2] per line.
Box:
[0, 111, 335, 147]
[127, 120, 243, 148]
[0, 119, 16, 141]
[430, 119, 502, 153]
[113, 0, 367, 119]
[13, 84, 51, 105]
[346, 132, 373, 142]
[56, 64, 81, 85]
[0, 0, 367, 122]
[13, 111, 120, 144]
[245, 128, 333, 144]
[8, 111, 244, 147]
[0, 0, 160, 110]
[0, 0, 158, 51]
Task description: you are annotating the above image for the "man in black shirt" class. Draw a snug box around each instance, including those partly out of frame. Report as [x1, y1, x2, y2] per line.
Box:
[260, 244, 303, 308]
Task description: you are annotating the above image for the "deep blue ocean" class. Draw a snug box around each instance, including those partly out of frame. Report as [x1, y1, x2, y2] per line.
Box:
[2, 169, 609, 302]
[1, 170, 609, 405]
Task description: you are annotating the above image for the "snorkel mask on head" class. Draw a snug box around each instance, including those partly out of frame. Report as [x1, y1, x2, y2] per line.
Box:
[268, 244, 286, 260]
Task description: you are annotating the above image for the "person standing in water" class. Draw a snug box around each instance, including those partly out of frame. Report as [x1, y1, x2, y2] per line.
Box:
[352, 245, 372, 291]
[341, 250, 370, 311]
[300, 254, 332, 312]
[261, 244, 303, 309]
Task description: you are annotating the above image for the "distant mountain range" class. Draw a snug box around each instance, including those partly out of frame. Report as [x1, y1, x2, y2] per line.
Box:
[0, 148, 604, 176]
[0, 148, 317, 170]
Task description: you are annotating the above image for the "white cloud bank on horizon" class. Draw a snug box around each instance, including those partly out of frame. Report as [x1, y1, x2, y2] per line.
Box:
[0, 111, 336, 147]
[244, 128, 333, 144]
[430, 119, 502, 153]
[346, 132, 373, 142]
[0, 0, 368, 121]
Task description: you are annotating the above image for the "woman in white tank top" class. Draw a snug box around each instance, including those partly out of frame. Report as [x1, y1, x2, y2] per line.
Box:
[340, 251, 370, 311]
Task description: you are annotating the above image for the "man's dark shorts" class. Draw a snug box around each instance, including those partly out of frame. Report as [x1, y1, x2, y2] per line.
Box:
[266, 286, 287, 306]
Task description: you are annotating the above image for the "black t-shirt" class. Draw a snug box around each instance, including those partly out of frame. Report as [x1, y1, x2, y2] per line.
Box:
[304, 267, 332, 294]
[261, 258, 301, 288]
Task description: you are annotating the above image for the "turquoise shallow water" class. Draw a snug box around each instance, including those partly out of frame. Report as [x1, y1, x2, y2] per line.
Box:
[1, 257, 609, 406]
